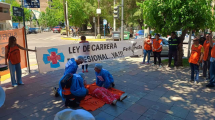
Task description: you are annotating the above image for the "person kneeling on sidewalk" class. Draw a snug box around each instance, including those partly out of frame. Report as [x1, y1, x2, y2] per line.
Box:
[94, 64, 115, 88]
[53, 73, 88, 107]
[188, 38, 204, 84]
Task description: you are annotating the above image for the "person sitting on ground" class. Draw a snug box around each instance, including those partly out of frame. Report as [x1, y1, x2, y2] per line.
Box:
[54, 73, 88, 108]
[64, 56, 85, 75]
[79, 36, 89, 73]
[94, 64, 115, 89]
[54, 109, 95, 120]
[79, 73, 127, 105]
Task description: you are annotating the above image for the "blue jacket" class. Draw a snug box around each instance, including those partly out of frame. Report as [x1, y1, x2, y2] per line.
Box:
[95, 69, 114, 88]
[70, 74, 87, 97]
[64, 58, 78, 75]
[58, 74, 87, 101]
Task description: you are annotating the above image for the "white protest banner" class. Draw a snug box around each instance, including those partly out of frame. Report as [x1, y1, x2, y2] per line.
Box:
[36, 40, 143, 73]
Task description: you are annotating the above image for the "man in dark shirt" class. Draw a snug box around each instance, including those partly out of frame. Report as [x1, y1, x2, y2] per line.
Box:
[168, 32, 181, 67]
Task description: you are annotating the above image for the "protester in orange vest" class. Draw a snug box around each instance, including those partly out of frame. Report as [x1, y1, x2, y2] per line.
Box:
[188, 38, 204, 84]
[142, 34, 152, 65]
[206, 31, 215, 87]
[5, 36, 36, 87]
[203, 34, 211, 81]
[152, 34, 163, 68]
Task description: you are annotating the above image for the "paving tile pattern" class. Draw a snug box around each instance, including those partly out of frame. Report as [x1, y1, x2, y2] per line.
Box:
[1, 57, 215, 120]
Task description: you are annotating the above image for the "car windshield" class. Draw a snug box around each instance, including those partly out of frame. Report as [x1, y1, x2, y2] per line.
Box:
[162, 39, 169, 45]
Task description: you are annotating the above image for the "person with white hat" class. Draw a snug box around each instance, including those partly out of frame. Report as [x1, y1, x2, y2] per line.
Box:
[54, 109, 95, 120]
[64, 56, 85, 75]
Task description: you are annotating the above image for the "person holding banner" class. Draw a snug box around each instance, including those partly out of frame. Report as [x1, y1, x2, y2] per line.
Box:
[79, 36, 89, 73]
[94, 64, 115, 89]
[5, 36, 36, 87]
[142, 34, 152, 64]
[64, 56, 85, 75]
[152, 34, 163, 68]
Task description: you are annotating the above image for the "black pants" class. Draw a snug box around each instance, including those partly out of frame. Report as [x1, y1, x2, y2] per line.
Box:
[203, 60, 210, 79]
[153, 52, 161, 65]
[168, 50, 178, 67]
[82, 64, 88, 70]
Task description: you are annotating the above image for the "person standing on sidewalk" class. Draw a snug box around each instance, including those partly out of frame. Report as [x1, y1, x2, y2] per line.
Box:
[203, 34, 211, 81]
[152, 34, 163, 68]
[79, 36, 89, 73]
[5, 36, 36, 87]
[188, 38, 204, 84]
[142, 34, 152, 64]
[168, 32, 181, 68]
[206, 31, 215, 87]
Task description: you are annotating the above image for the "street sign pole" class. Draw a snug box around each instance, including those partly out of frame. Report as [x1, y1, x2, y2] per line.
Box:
[93, 17, 96, 39]
[121, 0, 124, 41]
[104, 25, 105, 38]
[22, 0, 30, 73]
[114, 0, 116, 31]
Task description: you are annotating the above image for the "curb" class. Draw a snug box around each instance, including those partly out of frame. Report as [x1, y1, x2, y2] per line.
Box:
[0, 64, 38, 82]
[61, 37, 107, 41]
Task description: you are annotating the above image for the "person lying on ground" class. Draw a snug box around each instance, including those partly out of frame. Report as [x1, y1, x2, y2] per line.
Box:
[64, 56, 85, 75]
[79, 73, 127, 105]
[94, 64, 115, 89]
[53, 73, 88, 108]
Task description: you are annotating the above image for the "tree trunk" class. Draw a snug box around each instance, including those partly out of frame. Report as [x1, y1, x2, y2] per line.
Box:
[178, 29, 188, 66]
[82, 24, 87, 31]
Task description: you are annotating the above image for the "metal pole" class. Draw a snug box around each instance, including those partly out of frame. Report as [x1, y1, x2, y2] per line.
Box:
[121, 0, 124, 41]
[187, 30, 192, 57]
[63, 0, 67, 36]
[98, 1, 100, 34]
[114, 0, 116, 31]
[66, 1, 69, 36]
[104, 25, 105, 38]
[22, 0, 30, 73]
[95, 23, 96, 39]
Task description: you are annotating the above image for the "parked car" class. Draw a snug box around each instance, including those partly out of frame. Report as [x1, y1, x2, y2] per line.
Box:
[135, 30, 144, 39]
[44, 27, 51, 32]
[61, 28, 66, 35]
[35, 28, 42, 33]
[53, 26, 61, 33]
[28, 28, 37, 34]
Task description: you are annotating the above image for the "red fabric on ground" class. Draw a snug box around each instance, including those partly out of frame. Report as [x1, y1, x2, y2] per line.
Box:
[80, 83, 125, 111]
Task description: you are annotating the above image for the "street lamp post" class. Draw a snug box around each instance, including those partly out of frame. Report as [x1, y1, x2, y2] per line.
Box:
[97, 0, 100, 35]
[121, 0, 124, 41]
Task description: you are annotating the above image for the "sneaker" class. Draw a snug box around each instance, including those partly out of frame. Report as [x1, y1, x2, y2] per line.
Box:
[152, 63, 155, 66]
[112, 100, 117, 105]
[120, 94, 127, 101]
[82, 70, 84, 73]
[86, 70, 88, 72]
[190, 79, 194, 83]
[53, 87, 59, 97]
[12, 84, 18, 87]
[174, 66, 177, 70]
[194, 81, 198, 85]
[18, 83, 24, 85]
[141, 62, 145, 64]
[206, 84, 215, 88]
[146, 62, 149, 65]
[159, 65, 162, 68]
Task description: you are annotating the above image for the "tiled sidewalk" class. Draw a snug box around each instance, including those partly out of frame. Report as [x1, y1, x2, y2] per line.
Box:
[0, 57, 215, 120]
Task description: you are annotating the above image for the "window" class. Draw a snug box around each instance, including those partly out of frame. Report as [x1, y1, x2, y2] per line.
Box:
[3, 8, 9, 13]
[0, 7, 2, 12]
[0, 24, 4, 30]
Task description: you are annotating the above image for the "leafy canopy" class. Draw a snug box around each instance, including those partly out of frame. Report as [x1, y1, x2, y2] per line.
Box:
[139, 0, 215, 36]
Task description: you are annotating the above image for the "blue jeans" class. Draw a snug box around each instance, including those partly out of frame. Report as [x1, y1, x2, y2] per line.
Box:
[190, 63, 199, 81]
[209, 61, 215, 84]
[8, 60, 23, 86]
[143, 50, 152, 63]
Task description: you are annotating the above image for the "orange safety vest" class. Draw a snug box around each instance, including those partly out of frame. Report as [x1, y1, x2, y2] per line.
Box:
[6, 45, 21, 65]
[144, 39, 152, 50]
[211, 42, 215, 58]
[152, 39, 162, 52]
[189, 44, 202, 64]
[62, 88, 71, 95]
[203, 40, 210, 61]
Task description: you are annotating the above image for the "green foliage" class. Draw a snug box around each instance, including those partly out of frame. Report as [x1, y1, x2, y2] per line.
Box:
[38, 8, 59, 27]
[140, 0, 215, 36]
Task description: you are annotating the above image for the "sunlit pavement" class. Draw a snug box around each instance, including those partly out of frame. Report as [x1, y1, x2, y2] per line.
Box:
[0, 57, 215, 120]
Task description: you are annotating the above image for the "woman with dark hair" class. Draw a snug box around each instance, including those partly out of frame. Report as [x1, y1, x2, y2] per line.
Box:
[5, 36, 36, 87]
[79, 36, 89, 73]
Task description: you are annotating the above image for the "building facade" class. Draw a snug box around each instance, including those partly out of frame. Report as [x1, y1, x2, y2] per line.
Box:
[0, 2, 12, 30]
